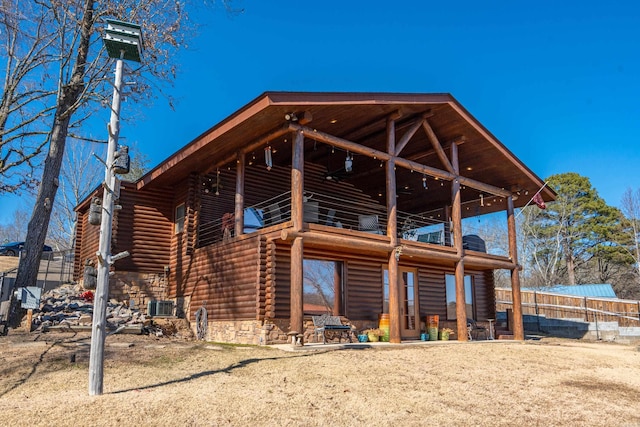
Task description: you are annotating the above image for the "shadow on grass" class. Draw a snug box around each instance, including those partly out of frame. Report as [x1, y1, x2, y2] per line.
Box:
[110, 352, 317, 395]
[0, 331, 89, 398]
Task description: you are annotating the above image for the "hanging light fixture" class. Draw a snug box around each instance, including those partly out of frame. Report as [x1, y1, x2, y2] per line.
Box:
[215, 168, 221, 196]
[480, 194, 484, 207]
[264, 145, 273, 170]
[422, 174, 428, 189]
[344, 151, 353, 172]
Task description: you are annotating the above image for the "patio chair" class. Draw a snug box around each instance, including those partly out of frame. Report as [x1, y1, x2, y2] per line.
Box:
[358, 214, 382, 234]
[264, 203, 282, 226]
[467, 319, 489, 340]
[417, 231, 442, 245]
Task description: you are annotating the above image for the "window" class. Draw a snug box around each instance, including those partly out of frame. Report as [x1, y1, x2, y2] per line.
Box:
[445, 274, 473, 320]
[175, 203, 185, 234]
[303, 259, 344, 315]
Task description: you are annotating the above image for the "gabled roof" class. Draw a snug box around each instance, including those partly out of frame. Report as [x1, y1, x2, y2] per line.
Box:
[136, 92, 554, 213]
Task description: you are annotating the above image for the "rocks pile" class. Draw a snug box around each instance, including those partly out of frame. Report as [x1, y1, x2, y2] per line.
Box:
[33, 283, 148, 333]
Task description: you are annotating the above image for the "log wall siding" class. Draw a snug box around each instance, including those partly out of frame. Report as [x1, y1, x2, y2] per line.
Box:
[186, 173, 201, 255]
[112, 185, 173, 273]
[418, 266, 448, 320]
[270, 239, 493, 322]
[182, 234, 265, 322]
[264, 239, 278, 319]
[473, 270, 495, 320]
[73, 210, 101, 280]
[169, 179, 190, 298]
[272, 242, 292, 319]
[346, 259, 384, 320]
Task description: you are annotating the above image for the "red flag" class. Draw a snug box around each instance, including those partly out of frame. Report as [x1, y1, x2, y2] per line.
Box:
[533, 193, 546, 209]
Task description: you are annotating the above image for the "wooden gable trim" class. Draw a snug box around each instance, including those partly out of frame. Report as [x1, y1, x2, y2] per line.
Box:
[137, 94, 273, 191]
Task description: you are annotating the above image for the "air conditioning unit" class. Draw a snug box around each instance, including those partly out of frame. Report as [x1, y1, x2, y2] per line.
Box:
[147, 300, 173, 317]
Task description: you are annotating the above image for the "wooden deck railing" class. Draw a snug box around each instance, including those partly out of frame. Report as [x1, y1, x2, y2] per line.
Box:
[496, 287, 640, 327]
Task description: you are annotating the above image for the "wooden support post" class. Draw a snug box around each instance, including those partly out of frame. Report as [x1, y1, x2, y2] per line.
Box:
[451, 142, 467, 341]
[234, 152, 245, 237]
[507, 196, 525, 340]
[291, 129, 304, 231]
[290, 129, 305, 336]
[386, 117, 401, 343]
[291, 237, 304, 336]
[26, 309, 33, 333]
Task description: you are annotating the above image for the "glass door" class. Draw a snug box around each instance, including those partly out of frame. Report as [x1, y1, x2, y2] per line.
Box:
[383, 267, 420, 339]
[401, 267, 419, 338]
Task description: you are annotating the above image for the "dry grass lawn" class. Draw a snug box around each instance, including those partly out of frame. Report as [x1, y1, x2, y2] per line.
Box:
[1, 332, 639, 426]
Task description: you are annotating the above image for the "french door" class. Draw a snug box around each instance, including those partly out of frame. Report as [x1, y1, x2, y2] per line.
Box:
[400, 267, 420, 338]
[383, 267, 420, 339]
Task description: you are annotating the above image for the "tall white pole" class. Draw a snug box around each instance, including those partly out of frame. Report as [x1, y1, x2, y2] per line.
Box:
[89, 55, 124, 396]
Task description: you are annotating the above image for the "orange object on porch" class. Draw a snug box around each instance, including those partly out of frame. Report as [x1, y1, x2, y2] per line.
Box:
[427, 315, 439, 329]
[427, 315, 439, 341]
[378, 313, 390, 342]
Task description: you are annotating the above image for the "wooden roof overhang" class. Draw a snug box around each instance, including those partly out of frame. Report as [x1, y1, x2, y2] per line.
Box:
[137, 92, 555, 216]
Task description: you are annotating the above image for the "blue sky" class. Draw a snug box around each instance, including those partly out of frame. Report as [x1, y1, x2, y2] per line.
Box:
[2, 0, 639, 225]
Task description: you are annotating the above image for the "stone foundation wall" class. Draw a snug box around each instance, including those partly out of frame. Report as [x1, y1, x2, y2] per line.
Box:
[198, 318, 374, 345]
[197, 320, 267, 345]
[109, 271, 169, 314]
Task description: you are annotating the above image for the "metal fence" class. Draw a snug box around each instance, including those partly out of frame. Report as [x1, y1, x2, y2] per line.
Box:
[0, 249, 75, 303]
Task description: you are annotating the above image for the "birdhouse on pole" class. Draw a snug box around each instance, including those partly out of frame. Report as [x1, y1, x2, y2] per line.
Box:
[103, 19, 143, 62]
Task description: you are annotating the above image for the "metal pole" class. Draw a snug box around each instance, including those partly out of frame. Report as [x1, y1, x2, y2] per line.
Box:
[89, 54, 124, 396]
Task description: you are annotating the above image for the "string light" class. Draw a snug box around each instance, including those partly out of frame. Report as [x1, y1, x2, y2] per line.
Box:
[215, 168, 220, 196]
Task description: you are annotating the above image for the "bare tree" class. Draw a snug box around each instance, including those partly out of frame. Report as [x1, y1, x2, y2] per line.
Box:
[0, 208, 30, 243]
[620, 187, 640, 276]
[4, 0, 238, 291]
[47, 136, 105, 250]
[47, 139, 149, 250]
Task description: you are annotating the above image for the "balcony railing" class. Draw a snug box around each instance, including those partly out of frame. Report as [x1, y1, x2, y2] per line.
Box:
[197, 191, 495, 253]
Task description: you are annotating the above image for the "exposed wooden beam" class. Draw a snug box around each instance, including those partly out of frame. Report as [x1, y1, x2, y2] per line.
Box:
[394, 113, 431, 157]
[287, 123, 512, 198]
[458, 176, 511, 198]
[422, 119, 454, 174]
[279, 229, 461, 262]
[205, 125, 291, 176]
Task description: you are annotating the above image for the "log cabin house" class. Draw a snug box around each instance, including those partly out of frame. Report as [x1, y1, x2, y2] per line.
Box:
[73, 92, 555, 344]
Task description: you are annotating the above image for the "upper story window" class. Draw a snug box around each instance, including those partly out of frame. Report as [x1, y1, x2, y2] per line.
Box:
[175, 203, 186, 234]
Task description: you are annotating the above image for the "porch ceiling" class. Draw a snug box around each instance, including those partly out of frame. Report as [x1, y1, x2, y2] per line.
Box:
[138, 92, 554, 215]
